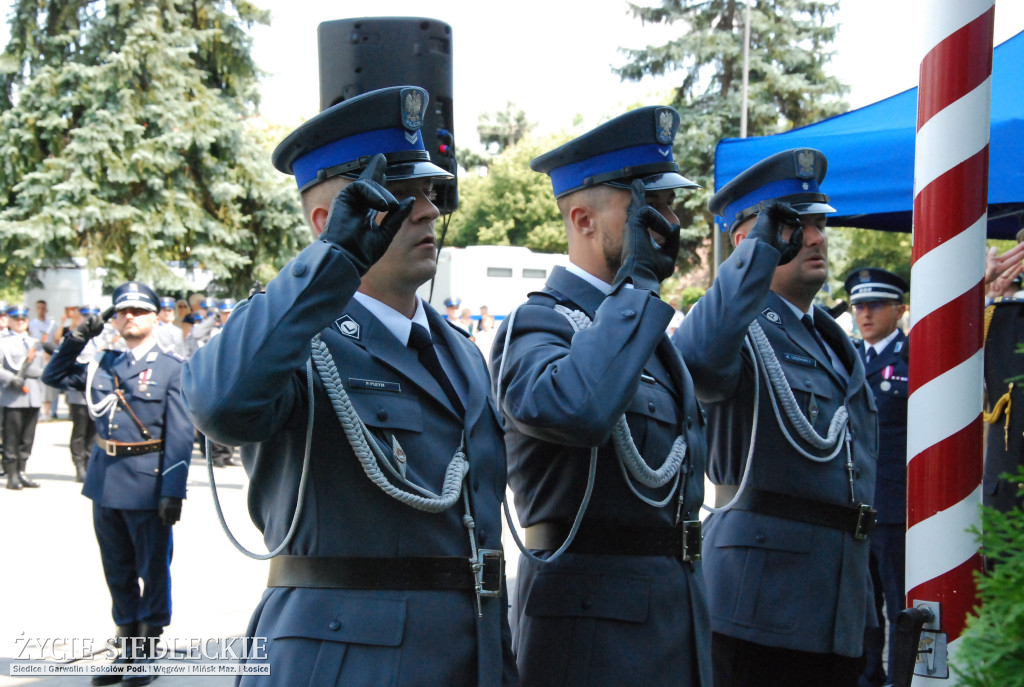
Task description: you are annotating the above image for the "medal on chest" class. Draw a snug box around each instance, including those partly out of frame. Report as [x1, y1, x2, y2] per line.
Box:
[138, 368, 153, 392]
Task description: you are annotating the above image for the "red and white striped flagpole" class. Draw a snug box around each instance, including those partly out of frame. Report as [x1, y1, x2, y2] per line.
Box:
[907, 1, 994, 682]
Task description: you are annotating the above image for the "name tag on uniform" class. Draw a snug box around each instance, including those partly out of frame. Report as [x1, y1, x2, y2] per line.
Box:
[783, 353, 817, 368]
[349, 378, 401, 393]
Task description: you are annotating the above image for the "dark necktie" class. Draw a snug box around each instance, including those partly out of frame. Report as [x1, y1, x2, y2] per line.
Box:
[800, 314, 832, 360]
[408, 324, 464, 416]
[864, 347, 877, 364]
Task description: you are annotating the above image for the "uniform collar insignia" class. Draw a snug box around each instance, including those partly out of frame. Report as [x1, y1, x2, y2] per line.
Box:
[894, 340, 903, 353]
[761, 307, 783, 326]
[336, 314, 361, 340]
[146, 351, 159, 363]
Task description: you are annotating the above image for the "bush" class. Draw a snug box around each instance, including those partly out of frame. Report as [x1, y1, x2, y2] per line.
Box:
[952, 469, 1024, 687]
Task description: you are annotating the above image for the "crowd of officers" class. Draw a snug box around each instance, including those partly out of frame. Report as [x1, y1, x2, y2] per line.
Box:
[2, 82, 1018, 687]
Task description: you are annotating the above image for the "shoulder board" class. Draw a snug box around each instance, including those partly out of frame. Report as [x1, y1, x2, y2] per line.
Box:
[991, 296, 1024, 305]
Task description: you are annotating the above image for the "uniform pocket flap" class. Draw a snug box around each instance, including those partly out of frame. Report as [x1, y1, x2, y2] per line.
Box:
[780, 362, 835, 401]
[713, 511, 814, 553]
[271, 591, 406, 646]
[625, 384, 676, 424]
[524, 570, 650, 623]
[348, 390, 424, 433]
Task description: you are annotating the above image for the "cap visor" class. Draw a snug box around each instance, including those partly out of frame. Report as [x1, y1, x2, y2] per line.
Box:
[606, 171, 700, 192]
[384, 160, 454, 181]
[792, 201, 836, 216]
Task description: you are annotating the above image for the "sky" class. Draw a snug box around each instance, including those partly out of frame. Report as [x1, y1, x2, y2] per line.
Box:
[246, 0, 1024, 150]
[1, 1, 1022, 148]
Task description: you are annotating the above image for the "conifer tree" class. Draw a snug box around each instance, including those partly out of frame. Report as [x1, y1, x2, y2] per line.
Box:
[0, 0, 306, 296]
[616, 0, 848, 274]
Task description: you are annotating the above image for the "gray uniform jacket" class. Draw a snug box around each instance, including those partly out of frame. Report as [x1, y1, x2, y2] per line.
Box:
[182, 240, 515, 687]
[491, 266, 711, 686]
[673, 238, 878, 657]
[0, 333, 46, 407]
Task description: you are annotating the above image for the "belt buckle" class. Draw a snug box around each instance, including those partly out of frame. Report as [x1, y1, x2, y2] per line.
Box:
[854, 504, 876, 540]
[681, 520, 702, 562]
[476, 549, 504, 597]
[105, 441, 117, 457]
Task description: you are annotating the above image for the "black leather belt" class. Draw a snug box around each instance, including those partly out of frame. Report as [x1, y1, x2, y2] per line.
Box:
[267, 553, 504, 596]
[523, 521, 703, 562]
[728, 486, 876, 540]
[97, 438, 164, 457]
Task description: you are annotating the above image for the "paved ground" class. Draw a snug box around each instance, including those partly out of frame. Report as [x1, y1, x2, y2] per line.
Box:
[0, 404, 530, 686]
[0, 411, 268, 686]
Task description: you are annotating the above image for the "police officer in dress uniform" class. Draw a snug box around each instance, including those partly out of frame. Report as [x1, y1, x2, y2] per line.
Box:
[490, 106, 711, 686]
[844, 268, 909, 687]
[43, 282, 192, 687]
[181, 86, 515, 687]
[673, 149, 878, 687]
[983, 283, 1024, 514]
[1, 304, 46, 490]
[154, 297, 186, 356]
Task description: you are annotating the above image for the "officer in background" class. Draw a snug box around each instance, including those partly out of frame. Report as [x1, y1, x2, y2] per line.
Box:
[182, 86, 515, 686]
[1, 304, 46, 489]
[444, 296, 468, 331]
[154, 297, 186, 356]
[983, 276, 1024, 515]
[491, 107, 711, 686]
[674, 149, 877, 687]
[844, 268, 909, 687]
[43, 282, 191, 685]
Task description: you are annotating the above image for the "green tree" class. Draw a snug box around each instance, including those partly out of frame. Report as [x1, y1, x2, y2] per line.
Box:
[0, 0, 306, 296]
[460, 102, 534, 172]
[616, 0, 848, 278]
[829, 226, 913, 295]
[448, 132, 569, 253]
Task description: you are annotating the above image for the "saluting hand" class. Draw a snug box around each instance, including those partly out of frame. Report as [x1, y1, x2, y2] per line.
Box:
[613, 180, 681, 296]
[320, 153, 416, 276]
[747, 201, 803, 265]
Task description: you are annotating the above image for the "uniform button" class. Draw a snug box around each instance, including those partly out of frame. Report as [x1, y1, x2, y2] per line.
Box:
[803, 380, 811, 388]
[755, 533, 766, 543]
[376, 410, 388, 421]
[686, 416, 693, 429]
[580, 598, 592, 610]
[736, 258, 744, 268]
[292, 261, 307, 277]
[328, 621, 340, 631]
[621, 309, 636, 319]
[478, 529, 487, 544]
[648, 402, 656, 412]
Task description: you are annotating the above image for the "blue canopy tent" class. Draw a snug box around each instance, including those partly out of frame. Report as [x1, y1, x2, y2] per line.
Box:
[714, 30, 1024, 238]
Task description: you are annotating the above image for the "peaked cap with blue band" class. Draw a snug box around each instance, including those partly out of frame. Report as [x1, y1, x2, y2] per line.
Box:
[80, 305, 102, 315]
[530, 106, 698, 198]
[158, 297, 176, 310]
[844, 267, 908, 304]
[273, 86, 453, 191]
[710, 148, 836, 232]
[6, 304, 29, 318]
[112, 281, 159, 312]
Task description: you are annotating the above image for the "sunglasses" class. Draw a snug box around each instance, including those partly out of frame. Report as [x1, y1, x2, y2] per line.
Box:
[853, 302, 898, 312]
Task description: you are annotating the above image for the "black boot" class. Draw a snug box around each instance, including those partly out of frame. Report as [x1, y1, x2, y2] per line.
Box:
[92, 623, 138, 686]
[17, 459, 39, 488]
[122, 623, 163, 686]
[73, 457, 88, 483]
[4, 459, 21, 490]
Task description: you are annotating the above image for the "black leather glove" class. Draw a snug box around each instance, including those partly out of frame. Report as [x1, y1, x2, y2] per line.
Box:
[71, 314, 106, 342]
[321, 153, 416, 275]
[158, 497, 182, 527]
[613, 180, 681, 296]
[746, 201, 804, 265]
